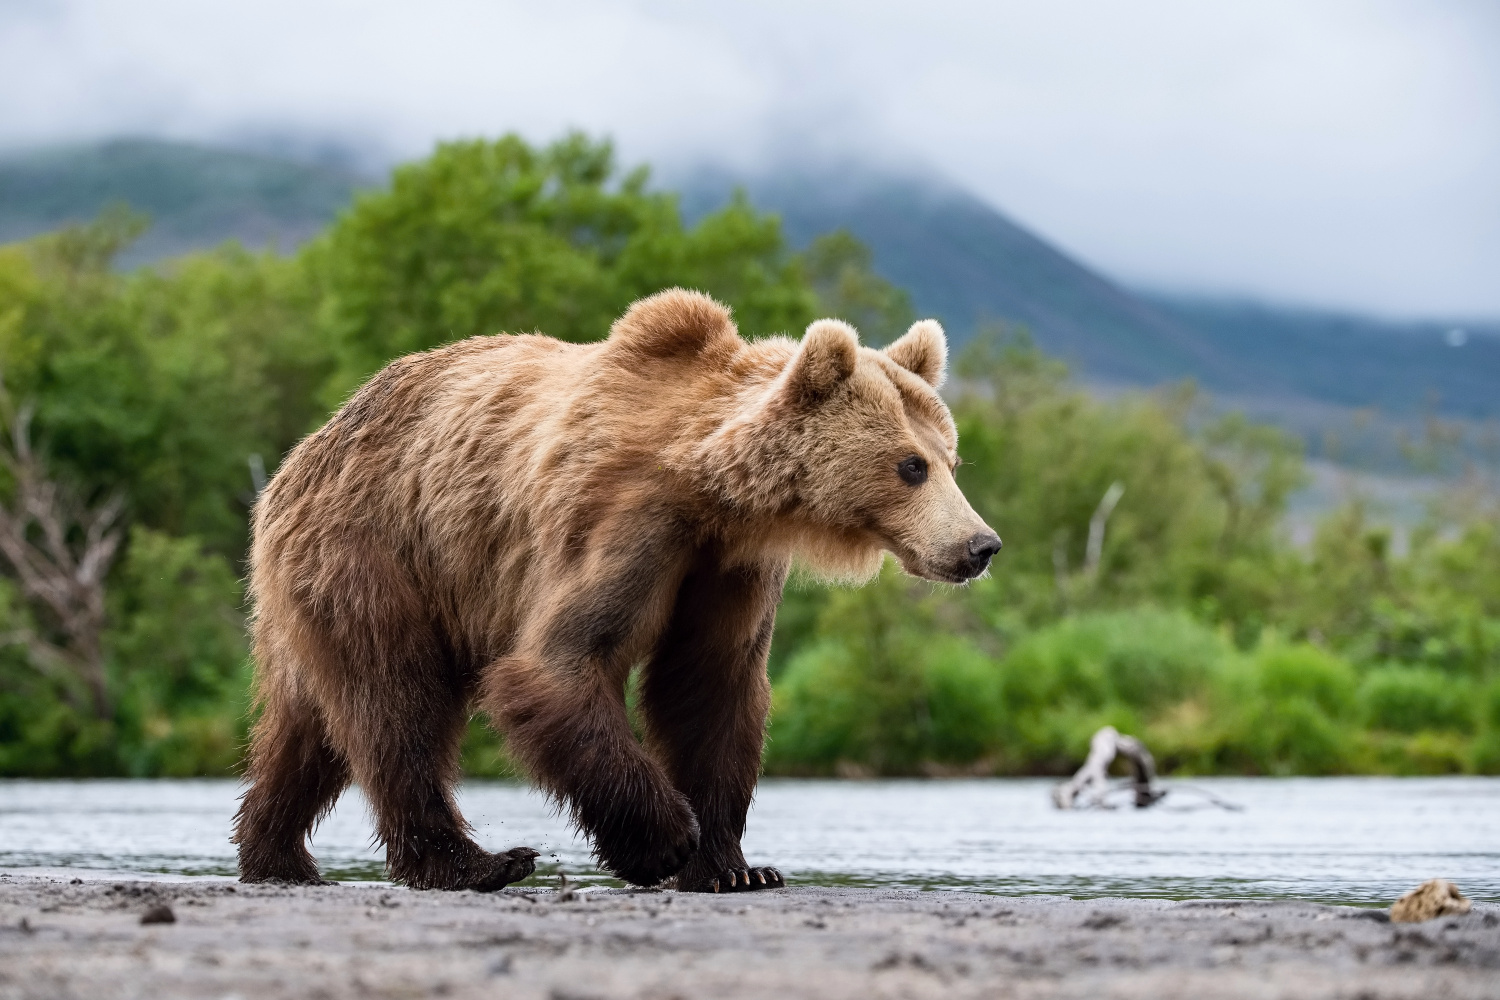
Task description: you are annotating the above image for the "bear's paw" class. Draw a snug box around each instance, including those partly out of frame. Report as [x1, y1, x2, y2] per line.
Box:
[468, 847, 542, 892]
[394, 844, 540, 892]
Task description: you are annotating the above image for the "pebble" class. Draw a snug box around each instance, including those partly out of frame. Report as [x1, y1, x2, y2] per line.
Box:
[141, 904, 176, 925]
[1390, 879, 1471, 923]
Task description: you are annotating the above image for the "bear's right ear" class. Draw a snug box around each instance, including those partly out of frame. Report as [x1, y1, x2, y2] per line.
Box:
[883, 319, 947, 388]
[784, 319, 859, 404]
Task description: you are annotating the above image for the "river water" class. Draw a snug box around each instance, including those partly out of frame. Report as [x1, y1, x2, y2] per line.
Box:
[2, 777, 1496, 906]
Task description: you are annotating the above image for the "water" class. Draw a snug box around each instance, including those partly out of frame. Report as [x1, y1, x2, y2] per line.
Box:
[2, 777, 1496, 906]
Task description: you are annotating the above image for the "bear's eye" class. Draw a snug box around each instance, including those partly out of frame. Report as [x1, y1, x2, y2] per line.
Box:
[897, 455, 928, 486]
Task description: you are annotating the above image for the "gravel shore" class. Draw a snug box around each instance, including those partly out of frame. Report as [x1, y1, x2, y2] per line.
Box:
[2, 873, 1497, 999]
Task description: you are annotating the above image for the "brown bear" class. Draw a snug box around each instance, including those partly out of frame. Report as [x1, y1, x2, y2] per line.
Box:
[233, 288, 1000, 893]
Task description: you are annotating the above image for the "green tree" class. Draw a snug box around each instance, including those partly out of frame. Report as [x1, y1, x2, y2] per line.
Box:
[800, 230, 915, 345]
[310, 133, 817, 404]
[0, 214, 329, 559]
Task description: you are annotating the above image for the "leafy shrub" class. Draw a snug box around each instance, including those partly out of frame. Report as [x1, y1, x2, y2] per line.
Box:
[766, 566, 1006, 774]
[767, 634, 1006, 775]
[1472, 679, 1500, 773]
[1252, 642, 1358, 720]
[109, 528, 250, 776]
[0, 691, 118, 777]
[992, 609, 1229, 768]
[999, 609, 1228, 713]
[1219, 642, 1360, 775]
[1242, 694, 1354, 775]
[1360, 666, 1475, 733]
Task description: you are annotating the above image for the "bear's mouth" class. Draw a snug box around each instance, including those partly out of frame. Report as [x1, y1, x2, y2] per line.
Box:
[894, 550, 979, 586]
[933, 565, 985, 584]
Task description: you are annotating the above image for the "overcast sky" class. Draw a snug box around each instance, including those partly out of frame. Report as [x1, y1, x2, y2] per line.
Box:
[2, 0, 1496, 318]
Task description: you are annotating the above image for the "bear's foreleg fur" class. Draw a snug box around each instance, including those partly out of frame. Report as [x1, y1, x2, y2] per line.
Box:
[486, 658, 703, 887]
[481, 519, 708, 887]
[640, 558, 788, 892]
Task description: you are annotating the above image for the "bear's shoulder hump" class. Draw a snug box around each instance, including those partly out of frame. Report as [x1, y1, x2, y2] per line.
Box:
[606, 288, 741, 361]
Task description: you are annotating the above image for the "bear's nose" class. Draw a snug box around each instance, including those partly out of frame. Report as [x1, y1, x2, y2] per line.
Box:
[965, 531, 1002, 573]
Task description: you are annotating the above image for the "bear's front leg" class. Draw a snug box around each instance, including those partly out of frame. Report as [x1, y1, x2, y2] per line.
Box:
[640, 560, 789, 893]
[488, 660, 702, 887]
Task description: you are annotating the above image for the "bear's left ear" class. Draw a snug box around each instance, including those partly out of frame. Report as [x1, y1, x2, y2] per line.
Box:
[883, 320, 947, 388]
[785, 319, 859, 404]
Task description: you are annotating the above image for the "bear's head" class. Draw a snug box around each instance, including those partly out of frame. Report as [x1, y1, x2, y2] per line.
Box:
[693, 313, 1001, 585]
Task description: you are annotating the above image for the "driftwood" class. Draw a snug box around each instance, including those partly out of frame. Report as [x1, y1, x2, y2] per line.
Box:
[0, 397, 124, 719]
[1053, 726, 1244, 811]
[1052, 726, 1166, 809]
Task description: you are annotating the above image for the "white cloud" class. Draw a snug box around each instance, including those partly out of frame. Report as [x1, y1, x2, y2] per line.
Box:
[1, 0, 1495, 316]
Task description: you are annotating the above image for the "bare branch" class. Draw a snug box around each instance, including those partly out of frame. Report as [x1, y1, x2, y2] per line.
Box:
[0, 386, 125, 720]
[1083, 481, 1125, 580]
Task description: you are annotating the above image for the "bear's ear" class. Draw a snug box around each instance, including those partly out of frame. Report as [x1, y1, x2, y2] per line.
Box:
[607, 288, 738, 358]
[883, 320, 947, 388]
[785, 319, 859, 404]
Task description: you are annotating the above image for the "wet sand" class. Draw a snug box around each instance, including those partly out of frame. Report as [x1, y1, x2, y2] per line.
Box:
[1, 873, 1497, 999]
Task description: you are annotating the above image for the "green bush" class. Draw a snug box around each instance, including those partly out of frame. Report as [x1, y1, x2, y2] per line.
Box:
[1472, 679, 1500, 773]
[1360, 666, 1475, 733]
[108, 528, 250, 776]
[0, 693, 118, 777]
[999, 609, 1228, 713]
[1217, 643, 1360, 775]
[1242, 694, 1354, 775]
[766, 633, 1003, 775]
[991, 609, 1229, 770]
[1252, 642, 1358, 720]
[767, 605, 1244, 776]
[765, 566, 1006, 775]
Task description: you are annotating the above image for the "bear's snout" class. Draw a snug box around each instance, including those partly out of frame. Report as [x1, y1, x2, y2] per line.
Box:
[959, 530, 1002, 579]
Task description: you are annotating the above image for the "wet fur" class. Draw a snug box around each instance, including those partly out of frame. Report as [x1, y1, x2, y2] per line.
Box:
[234, 289, 990, 890]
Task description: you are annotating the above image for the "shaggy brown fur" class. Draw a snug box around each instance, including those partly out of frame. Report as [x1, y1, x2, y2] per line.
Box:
[234, 289, 999, 892]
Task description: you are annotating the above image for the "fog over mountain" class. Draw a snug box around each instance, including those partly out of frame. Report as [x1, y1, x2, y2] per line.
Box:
[5, 137, 1494, 457]
[2, 1, 1496, 317]
[677, 166, 1500, 424]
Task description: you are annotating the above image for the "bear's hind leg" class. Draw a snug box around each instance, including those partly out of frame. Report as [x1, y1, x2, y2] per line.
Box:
[235, 690, 351, 885]
[331, 671, 538, 892]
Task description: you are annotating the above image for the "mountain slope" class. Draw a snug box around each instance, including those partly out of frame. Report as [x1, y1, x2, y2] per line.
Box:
[0, 138, 364, 267]
[1143, 295, 1500, 422]
[1, 140, 1493, 424]
[676, 169, 1241, 390]
[678, 167, 1499, 421]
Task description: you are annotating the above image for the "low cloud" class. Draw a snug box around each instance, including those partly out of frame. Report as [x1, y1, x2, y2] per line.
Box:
[2, 0, 1496, 316]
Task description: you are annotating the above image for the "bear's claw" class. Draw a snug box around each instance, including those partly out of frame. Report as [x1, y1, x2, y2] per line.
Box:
[685, 866, 784, 893]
